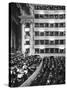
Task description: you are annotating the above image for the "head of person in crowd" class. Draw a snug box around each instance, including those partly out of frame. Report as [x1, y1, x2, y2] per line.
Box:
[50, 56, 54, 60]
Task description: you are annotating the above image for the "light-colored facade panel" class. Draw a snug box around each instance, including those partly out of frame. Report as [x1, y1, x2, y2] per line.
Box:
[34, 19, 65, 23]
[34, 36, 65, 40]
[34, 10, 65, 14]
[34, 27, 65, 31]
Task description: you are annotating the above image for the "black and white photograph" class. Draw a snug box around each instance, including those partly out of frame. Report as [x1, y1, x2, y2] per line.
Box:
[9, 2, 65, 87]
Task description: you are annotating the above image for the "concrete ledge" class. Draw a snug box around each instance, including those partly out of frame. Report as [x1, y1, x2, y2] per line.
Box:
[20, 61, 43, 87]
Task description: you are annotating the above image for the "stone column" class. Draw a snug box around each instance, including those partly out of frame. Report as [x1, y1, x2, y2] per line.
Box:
[11, 29, 15, 53]
[30, 22, 34, 55]
[14, 34, 16, 50]
[11, 29, 13, 49]
[21, 23, 25, 54]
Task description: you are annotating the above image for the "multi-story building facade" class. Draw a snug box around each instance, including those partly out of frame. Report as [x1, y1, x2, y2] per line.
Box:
[12, 4, 66, 57]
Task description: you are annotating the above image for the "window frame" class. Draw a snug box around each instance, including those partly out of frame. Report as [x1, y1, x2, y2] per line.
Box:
[35, 48, 40, 53]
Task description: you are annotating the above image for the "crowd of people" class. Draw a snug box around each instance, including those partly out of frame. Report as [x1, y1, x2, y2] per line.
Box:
[30, 56, 65, 86]
[9, 53, 42, 87]
[9, 52, 65, 87]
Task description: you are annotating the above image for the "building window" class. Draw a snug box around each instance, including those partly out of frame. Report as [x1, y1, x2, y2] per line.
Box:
[44, 14, 48, 19]
[64, 31, 65, 36]
[45, 31, 49, 36]
[59, 14, 65, 19]
[35, 31, 39, 36]
[55, 40, 59, 45]
[59, 23, 65, 27]
[55, 31, 59, 36]
[64, 48, 65, 53]
[34, 5, 65, 10]
[35, 40, 39, 45]
[60, 49, 64, 53]
[55, 23, 59, 27]
[40, 49, 44, 53]
[40, 32, 44, 36]
[55, 15, 58, 19]
[50, 31, 54, 36]
[50, 41, 54, 45]
[49, 14, 54, 19]
[25, 41, 30, 45]
[35, 48, 39, 53]
[35, 23, 39, 27]
[55, 48, 59, 53]
[60, 32, 64, 36]
[40, 23, 44, 27]
[25, 23, 30, 28]
[45, 48, 49, 53]
[26, 48, 30, 53]
[50, 48, 54, 53]
[35, 5, 41, 10]
[45, 40, 49, 45]
[45, 23, 49, 27]
[26, 32, 30, 36]
[35, 14, 39, 19]
[60, 40, 64, 44]
[40, 14, 44, 19]
[50, 23, 54, 27]
[40, 40, 44, 45]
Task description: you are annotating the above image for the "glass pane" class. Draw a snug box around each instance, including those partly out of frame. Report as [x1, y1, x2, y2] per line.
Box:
[45, 31, 49, 36]
[40, 40, 44, 45]
[45, 48, 49, 53]
[55, 40, 59, 44]
[35, 23, 39, 27]
[40, 23, 44, 27]
[35, 40, 39, 45]
[35, 31, 39, 36]
[55, 31, 59, 36]
[50, 32, 54, 36]
[60, 40, 64, 44]
[25, 41, 30, 45]
[40, 49, 44, 53]
[45, 40, 49, 45]
[25, 23, 30, 28]
[50, 48, 54, 53]
[55, 48, 59, 53]
[26, 48, 30, 53]
[35, 14, 39, 19]
[40, 32, 44, 36]
[35, 48, 39, 53]
[50, 41, 54, 45]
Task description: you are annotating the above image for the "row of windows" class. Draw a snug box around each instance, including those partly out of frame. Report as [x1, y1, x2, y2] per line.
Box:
[34, 5, 65, 10]
[25, 48, 65, 54]
[35, 14, 65, 19]
[25, 30, 65, 37]
[35, 23, 65, 27]
[35, 48, 65, 53]
[35, 40, 65, 45]
[24, 40, 65, 45]
[35, 31, 65, 36]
